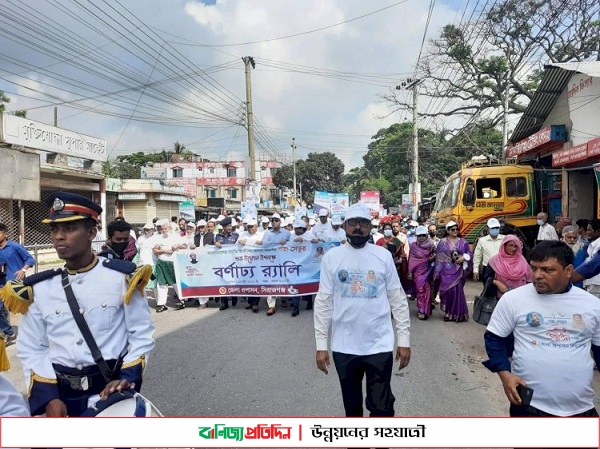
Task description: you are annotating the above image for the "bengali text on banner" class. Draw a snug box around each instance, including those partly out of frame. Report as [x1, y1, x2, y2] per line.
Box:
[0, 416, 598, 448]
[173, 241, 339, 298]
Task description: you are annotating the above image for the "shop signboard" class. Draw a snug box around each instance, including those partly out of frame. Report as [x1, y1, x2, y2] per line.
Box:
[551, 143, 588, 167]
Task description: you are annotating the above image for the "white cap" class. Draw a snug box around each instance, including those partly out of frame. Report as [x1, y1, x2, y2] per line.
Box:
[185, 221, 195, 228]
[446, 221, 458, 229]
[155, 218, 170, 227]
[416, 225, 428, 236]
[261, 216, 270, 223]
[309, 218, 316, 226]
[209, 218, 217, 223]
[371, 218, 380, 226]
[487, 218, 500, 228]
[318, 208, 329, 217]
[408, 220, 418, 227]
[196, 219, 207, 227]
[293, 219, 307, 228]
[143, 222, 154, 230]
[344, 202, 371, 222]
[246, 218, 257, 226]
[285, 217, 294, 225]
[271, 213, 281, 220]
[242, 216, 249, 224]
[217, 214, 225, 221]
[331, 216, 342, 226]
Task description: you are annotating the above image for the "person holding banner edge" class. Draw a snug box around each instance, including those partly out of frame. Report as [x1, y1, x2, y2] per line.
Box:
[314, 201, 411, 418]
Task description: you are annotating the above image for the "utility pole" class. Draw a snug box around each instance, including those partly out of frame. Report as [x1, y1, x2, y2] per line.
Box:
[242, 56, 256, 182]
[291, 137, 297, 206]
[54, 106, 58, 126]
[396, 78, 423, 211]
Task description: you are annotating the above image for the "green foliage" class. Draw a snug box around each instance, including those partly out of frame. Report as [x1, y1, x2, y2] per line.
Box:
[102, 151, 167, 179]
[343, 122, 504, 208]
[272, 152, 345, 205]
[0, 91, 10, 113]
[14, 110, 26, 118]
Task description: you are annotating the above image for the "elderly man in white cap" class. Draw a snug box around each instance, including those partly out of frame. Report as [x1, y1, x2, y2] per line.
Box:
[261, 213, 292, 315]
[237, 218, 264, 313]
[153, 218, 187, 312]
[312, 208, 332, 241]
[136, 222, 158, 299]
[314, 202, 411, 417]
[473, 217, 504, 287]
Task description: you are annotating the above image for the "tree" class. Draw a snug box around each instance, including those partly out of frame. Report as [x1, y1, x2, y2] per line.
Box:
[0, 91, 10, 113]
[272, 152, 345, 205]
[102, 151, 166, 179]
[14, 110, 26, 118]
[383, 0, 600, 131]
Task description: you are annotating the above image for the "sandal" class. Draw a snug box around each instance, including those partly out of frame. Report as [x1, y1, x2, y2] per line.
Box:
[176, 301, 186, 310]
[443, 315, 450, 322]
[155, 305, 168, 313]
[418, 313, 427, 320]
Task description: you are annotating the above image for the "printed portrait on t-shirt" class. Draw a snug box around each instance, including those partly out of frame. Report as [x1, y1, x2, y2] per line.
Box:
[572, 313, 586, 329]
[338, 269, 349, 282]
[316, 246, 325, 257]
[526, 311, 543, 327]
[366, 270, 376, 282]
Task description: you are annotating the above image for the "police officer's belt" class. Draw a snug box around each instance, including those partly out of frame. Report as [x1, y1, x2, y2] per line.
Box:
[61, 269, 115, 384]
[53, 360, 121, 395]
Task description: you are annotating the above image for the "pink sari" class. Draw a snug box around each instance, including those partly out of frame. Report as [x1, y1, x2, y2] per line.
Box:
[487, 234, 530, 296]
[409, 239, 435, 315]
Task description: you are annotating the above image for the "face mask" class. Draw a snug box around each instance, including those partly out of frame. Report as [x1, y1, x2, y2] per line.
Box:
[537, 220, 545, 226]
[408, 229, 415, 235]
[489, 228, 500, 237]
[346, 233, 370, 248]
[383, 229, 393, 237]
[110, 241, 128, 254]
[428, 231, 436, 237]
[370, 228, 377, 235]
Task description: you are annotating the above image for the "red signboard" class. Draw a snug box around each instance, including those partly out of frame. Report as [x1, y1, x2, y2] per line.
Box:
[588, 137, 600, 158]
[552, 143, 588, 167]
[506, 127, 553, 158]
[197, 177, 245, 186]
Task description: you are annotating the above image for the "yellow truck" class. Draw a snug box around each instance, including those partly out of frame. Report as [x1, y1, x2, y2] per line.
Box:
[432, 157, 562, 248]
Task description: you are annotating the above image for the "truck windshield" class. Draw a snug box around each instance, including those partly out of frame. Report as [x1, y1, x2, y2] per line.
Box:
[434, 178, 460, 212]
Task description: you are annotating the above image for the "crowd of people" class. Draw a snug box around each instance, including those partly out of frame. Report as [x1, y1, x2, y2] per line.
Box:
[2, 191, 600, 427]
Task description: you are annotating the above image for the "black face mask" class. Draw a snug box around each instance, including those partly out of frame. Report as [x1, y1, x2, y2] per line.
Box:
[110, 241, 128, 255]
[428, 231, 436, 237]
[346, 233, 370, 248]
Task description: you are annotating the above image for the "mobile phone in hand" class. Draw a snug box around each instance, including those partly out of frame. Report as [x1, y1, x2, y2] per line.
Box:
[516, 385, 534, 407]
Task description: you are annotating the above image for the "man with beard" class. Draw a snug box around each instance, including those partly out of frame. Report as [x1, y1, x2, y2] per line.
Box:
[2, 191, 154, 417]
[314, 202, 411, 417]
[214, 217, 239, 311]
[238, 218, 263, 313]
[287, 219, 315, 316]
[98, 219, 134, 260]
[191, 219, 216, 309]
[153, 218, 186, 312]
[484, 241, 600, 418]
[312, 209, 332, 241]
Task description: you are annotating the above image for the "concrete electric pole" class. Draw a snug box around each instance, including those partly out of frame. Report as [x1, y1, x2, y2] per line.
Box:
[291, 137, 297, 205]
[397, 78, 423, 212]
[243, 56, 256, 181]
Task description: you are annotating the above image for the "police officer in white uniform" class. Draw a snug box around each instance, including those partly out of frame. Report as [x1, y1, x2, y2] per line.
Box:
[1, 191, 155, 417]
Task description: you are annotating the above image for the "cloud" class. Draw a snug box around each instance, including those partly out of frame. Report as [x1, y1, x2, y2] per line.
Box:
[0, 0, 461, 173]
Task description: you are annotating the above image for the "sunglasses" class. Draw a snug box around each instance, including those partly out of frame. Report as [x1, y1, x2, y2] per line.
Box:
[448, 227, 458, 231]
[271, 218, 280, 222]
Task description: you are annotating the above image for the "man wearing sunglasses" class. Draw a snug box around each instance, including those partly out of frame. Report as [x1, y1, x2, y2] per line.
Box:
[261, 213, 291, 315]
[314, 202, 411, 418]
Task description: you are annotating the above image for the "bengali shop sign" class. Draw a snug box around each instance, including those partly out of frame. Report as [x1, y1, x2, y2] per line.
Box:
[173, 241, 338, 298]
[552, 143, 588, 167]
[506, 125, 566, 158]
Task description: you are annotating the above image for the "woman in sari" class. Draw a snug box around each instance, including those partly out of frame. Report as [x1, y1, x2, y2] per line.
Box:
[484, 234, 531, 297]
[434, 221, 472, 322]
[375, 222, 403, 262]
[408, 226, 436, 320]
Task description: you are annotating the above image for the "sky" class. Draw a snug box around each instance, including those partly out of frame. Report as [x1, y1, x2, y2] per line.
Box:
[0, 0, 471, 172]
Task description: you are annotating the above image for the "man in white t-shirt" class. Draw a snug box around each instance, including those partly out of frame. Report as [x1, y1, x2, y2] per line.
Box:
[312, 208, 331, 241]
[314, 202, 411, 417]
[323, 215, 346, 243]
[536, 212, 558, 242]
[484, 240, 600, 417]
[153, 219, 187, 312]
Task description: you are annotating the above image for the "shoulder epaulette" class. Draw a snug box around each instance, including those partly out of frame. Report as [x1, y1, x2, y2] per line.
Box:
[102, 258, 137, 274]
[1, 268, 62, 314]
[22, 268, 62, 287]
[124, 265, 154, 305]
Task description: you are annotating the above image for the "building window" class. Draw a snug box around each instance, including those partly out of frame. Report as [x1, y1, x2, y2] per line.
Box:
[208, 189, 216, 198]
[172, 168, 183, 178]
[227, 167, 237, 178]
[228, 189, 238, 199]
[209, 168, 215, 174]
[506, 177, 527, 197]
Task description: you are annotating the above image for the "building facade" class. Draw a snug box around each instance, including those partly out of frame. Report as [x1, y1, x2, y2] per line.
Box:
[507, 62, 600, 221]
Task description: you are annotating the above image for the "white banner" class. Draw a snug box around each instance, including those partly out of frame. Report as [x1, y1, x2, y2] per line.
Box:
[1, 416, 597, 447]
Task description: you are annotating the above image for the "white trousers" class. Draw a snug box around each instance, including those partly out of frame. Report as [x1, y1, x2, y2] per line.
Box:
[156, 283, 176, 306]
